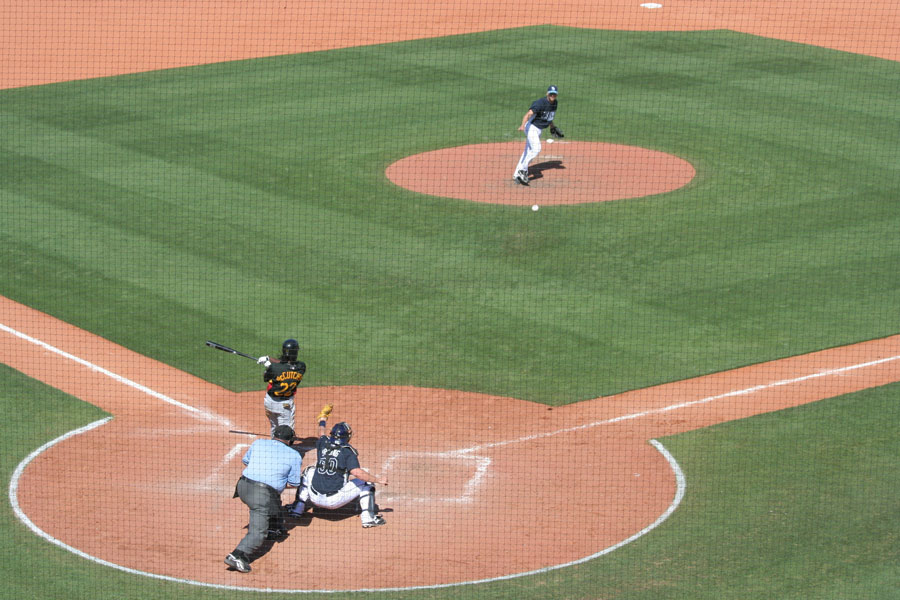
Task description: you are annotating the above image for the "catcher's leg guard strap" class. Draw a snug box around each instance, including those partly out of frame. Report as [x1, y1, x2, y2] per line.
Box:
[359, 484, 375, 515]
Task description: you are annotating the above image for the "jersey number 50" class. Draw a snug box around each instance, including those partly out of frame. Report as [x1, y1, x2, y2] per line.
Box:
[317, 457, 338, 476]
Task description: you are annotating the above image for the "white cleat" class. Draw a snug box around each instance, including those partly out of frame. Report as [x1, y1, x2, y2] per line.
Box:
[362, 515, 386, 528]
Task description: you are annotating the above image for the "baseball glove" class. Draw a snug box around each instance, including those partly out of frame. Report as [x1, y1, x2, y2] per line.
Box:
[549, 124, 565, 138]
[317, 404, 334, 422]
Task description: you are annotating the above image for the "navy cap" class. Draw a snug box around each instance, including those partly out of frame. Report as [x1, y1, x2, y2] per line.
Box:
[547, 85, 559, 95]
[273, 425, 295, 441]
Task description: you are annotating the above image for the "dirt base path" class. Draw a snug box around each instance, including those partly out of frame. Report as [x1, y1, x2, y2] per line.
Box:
[4, 296, 899, 591]
[2, 1, 897, 89]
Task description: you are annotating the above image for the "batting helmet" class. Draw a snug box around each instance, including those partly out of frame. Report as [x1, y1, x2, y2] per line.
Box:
[280, 338, 300, 362]
[330, 422, 353, 444]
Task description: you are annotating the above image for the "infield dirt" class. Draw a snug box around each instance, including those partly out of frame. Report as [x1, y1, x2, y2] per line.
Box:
[5, 297, 900, 590]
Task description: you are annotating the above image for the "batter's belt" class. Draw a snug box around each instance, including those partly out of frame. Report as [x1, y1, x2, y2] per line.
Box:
[266, 393, 294, 402]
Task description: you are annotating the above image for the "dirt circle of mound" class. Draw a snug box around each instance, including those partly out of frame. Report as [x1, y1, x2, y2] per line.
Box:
[386, 141, 695, 205]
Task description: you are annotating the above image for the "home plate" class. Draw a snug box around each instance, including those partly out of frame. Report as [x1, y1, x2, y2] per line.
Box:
[380, 451, 492, 503]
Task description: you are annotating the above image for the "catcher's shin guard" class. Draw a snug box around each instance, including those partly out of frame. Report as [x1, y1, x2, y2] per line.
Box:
[295, 467, 313, 504]
[287, 500, 306, 517]
[358, 484, 376, 517]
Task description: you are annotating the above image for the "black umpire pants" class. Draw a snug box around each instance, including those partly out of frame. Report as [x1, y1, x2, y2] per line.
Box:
[233, 476, 282, 558]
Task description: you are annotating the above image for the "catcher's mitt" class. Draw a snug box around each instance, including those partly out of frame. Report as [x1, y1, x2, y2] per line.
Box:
[317, 404, 334, 422]
[549, 124, 565, 138]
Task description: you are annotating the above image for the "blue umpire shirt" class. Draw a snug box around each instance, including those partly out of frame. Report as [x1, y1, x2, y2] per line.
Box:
[241, 438, 303, 492]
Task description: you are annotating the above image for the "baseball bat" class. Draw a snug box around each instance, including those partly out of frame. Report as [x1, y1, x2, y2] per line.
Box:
[229, 430, 313, 451]
[228, 429, 266, 437]
[205, 340, 258, 361]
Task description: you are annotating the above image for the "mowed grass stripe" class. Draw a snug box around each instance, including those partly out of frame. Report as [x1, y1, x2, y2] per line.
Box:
[1, 28, 898, 403]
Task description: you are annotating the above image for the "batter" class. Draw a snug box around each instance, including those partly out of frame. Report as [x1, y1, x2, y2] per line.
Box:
[257, 339, 307, 435]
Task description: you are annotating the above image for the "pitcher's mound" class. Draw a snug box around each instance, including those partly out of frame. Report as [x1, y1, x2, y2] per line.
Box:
[386, 141, 695, 205]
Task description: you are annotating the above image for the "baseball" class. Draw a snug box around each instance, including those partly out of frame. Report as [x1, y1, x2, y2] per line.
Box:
[532, 204, 539, 211]
[547, 138, 554, 144]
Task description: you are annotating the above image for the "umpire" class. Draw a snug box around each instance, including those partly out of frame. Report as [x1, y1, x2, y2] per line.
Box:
[225, 425, 302, 574]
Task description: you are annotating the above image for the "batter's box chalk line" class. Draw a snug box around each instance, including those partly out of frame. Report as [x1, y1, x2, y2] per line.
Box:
[11, 422, 684, 593]
[379, 451, 491, 504]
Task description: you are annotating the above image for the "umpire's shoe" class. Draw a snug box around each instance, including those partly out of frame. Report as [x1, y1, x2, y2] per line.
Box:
[225, 551, 251, 573]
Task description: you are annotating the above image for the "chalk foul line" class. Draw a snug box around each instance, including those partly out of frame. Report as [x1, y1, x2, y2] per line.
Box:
[0, 322, 230, 427]
[4, 319, 898, 592]
[453, 353, 900, 455]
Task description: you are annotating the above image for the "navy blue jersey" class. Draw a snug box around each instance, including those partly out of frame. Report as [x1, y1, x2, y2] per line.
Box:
[528, 96, 557, 129]
[311, 435, 361, 494]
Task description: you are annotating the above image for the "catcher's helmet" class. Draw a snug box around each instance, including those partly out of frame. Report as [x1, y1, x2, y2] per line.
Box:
[330, 422, 353, 444]
[280, 338, 300, 362]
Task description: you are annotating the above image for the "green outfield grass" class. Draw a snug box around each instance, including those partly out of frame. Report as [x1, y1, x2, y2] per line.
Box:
[2, 28, 898, 404]
[1, 25, 899, 598]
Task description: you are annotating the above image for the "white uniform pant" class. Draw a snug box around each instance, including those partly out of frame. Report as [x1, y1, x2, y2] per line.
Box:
[295, 467, 378, 523]
[263, 394, 294, 435]
[514, 122, 544, 175]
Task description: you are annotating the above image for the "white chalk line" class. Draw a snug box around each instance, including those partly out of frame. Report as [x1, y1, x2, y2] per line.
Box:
[199, 444, 250, 491]
[379, 452, 492, 504]
[452, 353, 900, 456]
[0, 322, 231, 427]
[7, 345, 899, 593]
[378, 353, 900, 506]
[8, 419, 259, 590]
[8, 421, 683, 594]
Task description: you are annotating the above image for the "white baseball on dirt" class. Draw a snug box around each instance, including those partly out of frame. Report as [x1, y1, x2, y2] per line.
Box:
[547, 138, 554, 144]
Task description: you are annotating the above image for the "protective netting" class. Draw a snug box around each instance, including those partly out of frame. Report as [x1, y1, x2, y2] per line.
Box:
[1, 2, 898, 598]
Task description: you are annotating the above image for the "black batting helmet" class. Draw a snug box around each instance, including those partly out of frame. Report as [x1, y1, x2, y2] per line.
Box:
[280, 338, 299, 362]
[330, 422, 352, 444]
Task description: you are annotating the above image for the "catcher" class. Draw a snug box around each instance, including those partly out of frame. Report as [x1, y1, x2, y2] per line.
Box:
[513, 84, 564, 185]
[286, 406, 388, 528]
